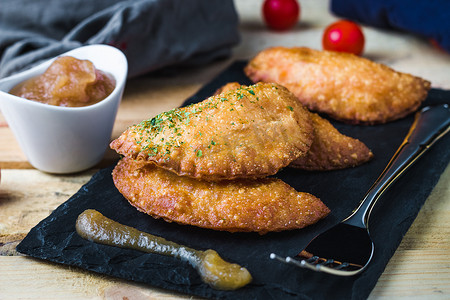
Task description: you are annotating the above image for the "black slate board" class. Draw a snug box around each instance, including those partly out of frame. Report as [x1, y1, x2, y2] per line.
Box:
[17, 61, 450, 300]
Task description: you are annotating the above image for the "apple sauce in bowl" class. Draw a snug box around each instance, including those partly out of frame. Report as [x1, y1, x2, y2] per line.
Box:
[0, 44, 128, 174]
[10, 56, 116, 108]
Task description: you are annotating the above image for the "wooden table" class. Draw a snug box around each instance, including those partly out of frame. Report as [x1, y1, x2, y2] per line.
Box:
[1, 1, 449, 299]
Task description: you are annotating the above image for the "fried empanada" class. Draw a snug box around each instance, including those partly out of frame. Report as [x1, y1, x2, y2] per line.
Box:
[290, 113, 373, 170]
[112, 157, 330, 234]
[245, 47, 431, 124]
[215, 83, 374, 170]
[110, 82, 314, 181]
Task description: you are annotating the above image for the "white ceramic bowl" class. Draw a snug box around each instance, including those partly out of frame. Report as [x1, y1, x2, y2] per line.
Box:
[0, 44, 128, 173]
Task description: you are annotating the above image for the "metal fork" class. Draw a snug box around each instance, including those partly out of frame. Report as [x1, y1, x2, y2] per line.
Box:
[271, 104, 450, 276]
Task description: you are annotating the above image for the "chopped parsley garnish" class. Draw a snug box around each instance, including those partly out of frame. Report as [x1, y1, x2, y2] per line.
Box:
[131, 83, 266, 157]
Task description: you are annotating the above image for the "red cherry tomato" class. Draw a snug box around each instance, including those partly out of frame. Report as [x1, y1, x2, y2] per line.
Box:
[263, 0, 300, 31]
[322, 20, 365, 55]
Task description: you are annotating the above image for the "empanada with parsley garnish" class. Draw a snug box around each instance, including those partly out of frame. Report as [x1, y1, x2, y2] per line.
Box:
[112, 157, 330, 234]
[110, 82, 314, 181]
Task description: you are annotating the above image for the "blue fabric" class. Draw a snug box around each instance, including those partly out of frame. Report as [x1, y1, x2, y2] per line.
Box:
[0, 0, 240, 78]
[331, 0, 450, 52]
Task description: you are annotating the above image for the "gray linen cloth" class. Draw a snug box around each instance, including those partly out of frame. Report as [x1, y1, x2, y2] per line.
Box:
[0, 0, 240, 78]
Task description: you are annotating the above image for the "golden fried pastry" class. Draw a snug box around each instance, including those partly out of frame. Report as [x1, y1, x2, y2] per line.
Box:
[290, 113, 373, 170]
[245, 47, 431, 124]
[112, 157, 330, 234]
[214, 82, 374, 170]
[111, 82, 314, 181]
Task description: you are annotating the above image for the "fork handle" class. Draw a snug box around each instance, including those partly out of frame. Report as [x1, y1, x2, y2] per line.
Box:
[343, 104, 450, 228]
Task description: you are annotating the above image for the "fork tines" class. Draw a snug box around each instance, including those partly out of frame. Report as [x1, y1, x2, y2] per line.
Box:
[270, 253, 362, 274]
